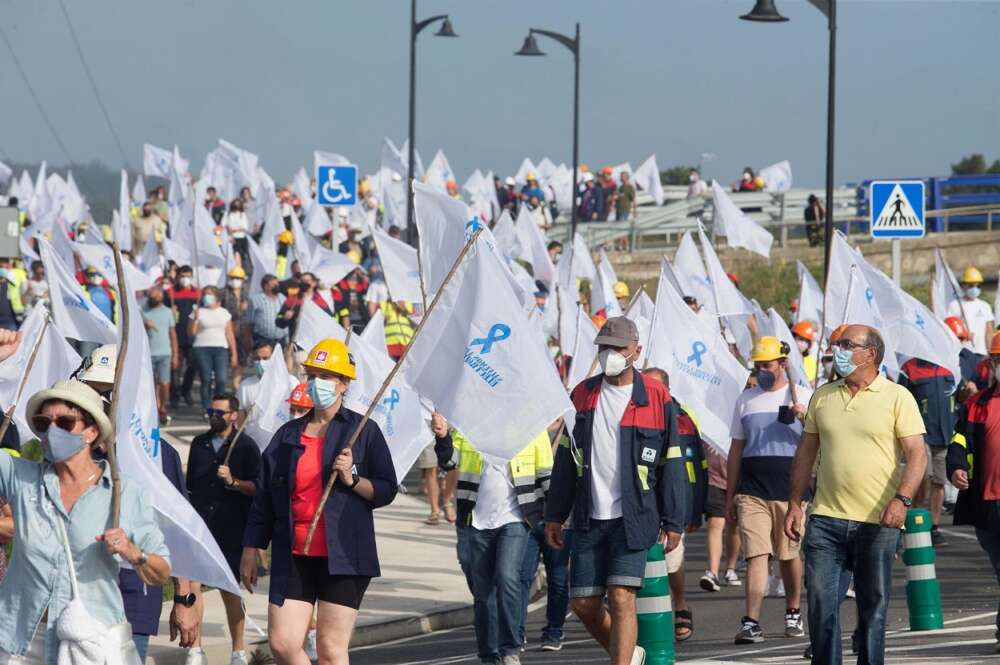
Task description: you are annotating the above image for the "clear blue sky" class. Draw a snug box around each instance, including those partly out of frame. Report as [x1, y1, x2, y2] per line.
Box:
[2, 0, 998, 188]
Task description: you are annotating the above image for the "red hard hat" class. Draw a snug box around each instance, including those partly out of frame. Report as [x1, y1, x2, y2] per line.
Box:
[288, 383, 314, 408]
[726, 272, 739, 287]
[944, 316, 969, 341]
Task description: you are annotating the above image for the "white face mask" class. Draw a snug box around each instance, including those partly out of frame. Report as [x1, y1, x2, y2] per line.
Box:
[230, 278, 243, 289]
[599, 348, 632, 377]
[796, 339, 809, 354]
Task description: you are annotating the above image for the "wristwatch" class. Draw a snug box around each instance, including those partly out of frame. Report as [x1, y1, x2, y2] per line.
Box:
[134, 549, 148, 567]
[350, 472, 361, 489]
[173, 593, 196, 608]
[894, 494, 913, 508]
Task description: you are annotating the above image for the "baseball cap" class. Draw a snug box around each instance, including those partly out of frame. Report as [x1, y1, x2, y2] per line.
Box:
[595, 316, 639, 348]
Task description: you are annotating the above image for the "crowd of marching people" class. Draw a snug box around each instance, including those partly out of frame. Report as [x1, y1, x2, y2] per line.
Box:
[1, 146, 1000, 665]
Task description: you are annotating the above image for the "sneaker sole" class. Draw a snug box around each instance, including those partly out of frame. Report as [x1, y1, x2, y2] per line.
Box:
[540, 645, 563, 651]
[735, 636, 765, 644]
[785, 629, 805, 638]
[699, 578, 721, 592]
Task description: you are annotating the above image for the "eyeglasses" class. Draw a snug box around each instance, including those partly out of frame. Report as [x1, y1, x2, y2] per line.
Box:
[290, 408, 311, 418]
[31, 414, 85, 433]
[205, 408, 231, 419]
[834, 339, 870, 351]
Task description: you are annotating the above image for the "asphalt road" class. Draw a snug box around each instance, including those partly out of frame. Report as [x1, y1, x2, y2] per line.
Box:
[349, 526, 999, 665]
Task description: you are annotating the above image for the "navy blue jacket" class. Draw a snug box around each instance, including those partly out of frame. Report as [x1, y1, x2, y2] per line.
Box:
[120, 440, 184, 635]
[242, 408, 398, 606]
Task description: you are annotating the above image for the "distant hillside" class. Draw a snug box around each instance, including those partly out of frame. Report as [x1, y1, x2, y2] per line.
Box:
[5, 161, 136, 227]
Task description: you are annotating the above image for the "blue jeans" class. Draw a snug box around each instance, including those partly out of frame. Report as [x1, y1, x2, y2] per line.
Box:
[468, 523, 530, 661]
[804, 515, 900, 665]
[457, 525, 498, 662]
[192, 346, 230, 409]
[519, 522, 572, 642]
[570, 517, 647, 596]
[132, 634, 149, 662]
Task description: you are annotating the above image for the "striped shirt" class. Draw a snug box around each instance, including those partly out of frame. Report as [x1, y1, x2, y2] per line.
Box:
[250, 292, 286, 341]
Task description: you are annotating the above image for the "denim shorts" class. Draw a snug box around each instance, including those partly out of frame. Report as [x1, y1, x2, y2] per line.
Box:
[151, 355, 171, 384]
[570, 518, 647, 597]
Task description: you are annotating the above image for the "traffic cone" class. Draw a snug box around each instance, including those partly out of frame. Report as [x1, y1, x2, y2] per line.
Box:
[637, 543, 674, 665]
[902, 508, 944, 630]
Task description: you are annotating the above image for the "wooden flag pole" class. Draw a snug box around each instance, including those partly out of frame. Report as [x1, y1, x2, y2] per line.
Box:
[108, 242, 131, 528]
[0, 319, 50, 445]
[303, 228, 483, 554]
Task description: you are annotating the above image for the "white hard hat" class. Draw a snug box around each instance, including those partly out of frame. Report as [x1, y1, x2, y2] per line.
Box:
[505, 176, 516, 187]
[337, 208, 350, 219]
[583, 172, 595, 182]
[79, 344, 117, 385]
[391, 172, 402, 183]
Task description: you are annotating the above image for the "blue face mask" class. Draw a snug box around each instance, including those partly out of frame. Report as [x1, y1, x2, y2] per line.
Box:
[203, 294, 217, 306]
[255, 360, 266, 377]
[307, 377, 341, 409]
[756, 368, 777, 391]
[965, 286, 981, 299]
[42, 426, 88, 463]
[832, 346, 859, 378]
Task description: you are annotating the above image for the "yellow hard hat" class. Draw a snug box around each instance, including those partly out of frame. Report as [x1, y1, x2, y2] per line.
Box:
[101, 225, 113, 242]
[278, 230, 294, 245]
[347, 250, 362, 265]
[750, 336, 787, 363]
[228, 266, 247, 279]
[613, 281, 630, 299]
[303, 338, 357, 379]
[961, 266, 984, 284]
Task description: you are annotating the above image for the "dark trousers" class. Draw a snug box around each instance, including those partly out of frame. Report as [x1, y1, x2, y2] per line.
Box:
[464, 523, 530, 662]
[192, 346, 230, 409]
[974, 500, 1000, 640]
[805, 515, 900, 665]
[519, 522, 572, 642]
[171, 341, 196, 402]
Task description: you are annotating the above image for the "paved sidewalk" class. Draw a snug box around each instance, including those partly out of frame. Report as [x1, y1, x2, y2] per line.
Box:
[149, 429, 470, 664]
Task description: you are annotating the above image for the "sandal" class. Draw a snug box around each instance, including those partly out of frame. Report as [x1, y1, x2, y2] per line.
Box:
[425, 512, 441, 525]
[444, 504, 457, 523]
[675, 609, 694, 642]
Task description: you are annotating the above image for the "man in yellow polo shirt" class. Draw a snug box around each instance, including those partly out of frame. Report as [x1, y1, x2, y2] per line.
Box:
[784, 325, 926, 665]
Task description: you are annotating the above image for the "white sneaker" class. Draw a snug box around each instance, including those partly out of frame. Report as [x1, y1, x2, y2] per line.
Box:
[229, 651, 249, 665]
[723, 569, 742, 586]
[184, 648, 208, 665]
[630, 645, 646, 665]
[766, 574, 786, 598]
[305, 628, 318, 660]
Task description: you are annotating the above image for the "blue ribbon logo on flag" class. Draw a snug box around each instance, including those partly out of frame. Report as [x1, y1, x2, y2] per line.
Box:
[383, 389, 400, 412]
[464, 323, 510, 388]
[865, 288, 874, 306]
[465, 218, 483, 241]
[686, 341, 707, 367]
[915, 313, 925, 329]
[470, 324, 511, 354]
[103, 256, 113, 272]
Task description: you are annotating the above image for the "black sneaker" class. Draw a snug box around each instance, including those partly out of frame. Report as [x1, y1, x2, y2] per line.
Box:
[735, 617, 764, 644]
[540, 635, 562, 651]
[931, 527, 948, 547]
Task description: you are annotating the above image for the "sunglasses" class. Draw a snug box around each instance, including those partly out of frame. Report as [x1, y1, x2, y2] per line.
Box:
[31, 414, 86, 433]
[835, 340, 870, 351]
[206, 408, 231, 419]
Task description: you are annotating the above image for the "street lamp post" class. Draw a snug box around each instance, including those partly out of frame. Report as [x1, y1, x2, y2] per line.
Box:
[515, 23, 580, 240]
[406, 0, 457, 246]
[741, 0, 836, 284]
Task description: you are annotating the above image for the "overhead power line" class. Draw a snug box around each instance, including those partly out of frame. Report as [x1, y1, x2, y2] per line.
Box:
[55, 0, 132, 169]
[0, 24, 76, 164]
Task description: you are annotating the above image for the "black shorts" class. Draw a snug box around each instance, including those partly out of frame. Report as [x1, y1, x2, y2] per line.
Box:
[705, 485, 727, 519]
[285, 555, 371, 609]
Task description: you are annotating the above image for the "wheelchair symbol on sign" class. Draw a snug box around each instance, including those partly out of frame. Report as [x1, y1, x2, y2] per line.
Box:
[321, 169, 351, 204]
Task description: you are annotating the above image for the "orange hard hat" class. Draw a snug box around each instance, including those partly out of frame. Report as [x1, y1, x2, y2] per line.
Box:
[288, 383, 314, 408]
[944, 316, 970, 341]
[291, 197, 302, 207]
[277, 190, 291, 202]
[601, 165, 613, 176]
[830, 324, 849, 344]
[791, 320, 816, 342]
[991, 333, 1000, 356]
[726, 271, 740, 287]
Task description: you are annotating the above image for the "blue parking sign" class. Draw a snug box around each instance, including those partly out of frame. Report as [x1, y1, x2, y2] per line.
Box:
[870, 181, 925, 238]
[315, 164, 358, 206]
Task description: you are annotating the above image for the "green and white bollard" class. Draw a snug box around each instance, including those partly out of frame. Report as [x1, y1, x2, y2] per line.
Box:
[637, 543, 674, 665]
[902, 508, 944, 630]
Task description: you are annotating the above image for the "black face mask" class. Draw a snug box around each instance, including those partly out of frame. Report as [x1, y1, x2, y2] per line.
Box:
[209, 417, 228, 434]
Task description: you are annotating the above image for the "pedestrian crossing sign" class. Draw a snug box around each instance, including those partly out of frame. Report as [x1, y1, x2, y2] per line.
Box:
[870, 181, 925, 238]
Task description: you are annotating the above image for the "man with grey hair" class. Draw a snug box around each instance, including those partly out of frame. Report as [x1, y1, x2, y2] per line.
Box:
[784, 324, 926, 665]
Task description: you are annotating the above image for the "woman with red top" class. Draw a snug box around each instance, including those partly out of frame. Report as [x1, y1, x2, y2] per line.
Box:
[241, 338, 398, 665]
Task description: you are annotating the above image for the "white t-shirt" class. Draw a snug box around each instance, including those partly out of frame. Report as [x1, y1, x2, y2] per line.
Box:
[191, 307, 232, 348]
[947, 298, 994, 355]
[471, 459, 522, 530]
[225, 211, 250, 239]
[237, 375, 261, 410]
[590, 380, 632, 519]
[365, 281, 389, 305]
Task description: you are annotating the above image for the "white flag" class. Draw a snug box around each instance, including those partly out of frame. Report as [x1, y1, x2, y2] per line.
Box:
[492, 211, 520, 262]
[114, 169, 132, 253]
[513, 204, 555, 287]
[137, 233, 163, 285]
[633, 154, 665, 206]
[360, 309, 386, 351]
[0, 160, 11, 186]
[313, 151, 350, 178]
[28, 162, 51, 222]
[304, 201, 331, 238]
[131, 174, 147, 205]
[294, 298, 342, 354]
[402, 235, 572, 461]
[931, 248, 962, 321]
[767, 308, 810, 388]
[39, 238, 116, 343]
[758, 160, 793, 193]
[795, 261, 823, 327]
[644, 270, 750, 455]
[590, 249, 623, 318]
[710, 180, 773, 258]
[246, 344, 299, 449]
[413, 180, 476, 296]
[425, 149, 456, 193]
[557, 232, 596, 292]
[625, 290, 655, 368]
[371, 226, 422, 305]
[566, 305, 599, 388]
[514, 158, 538, 186]
[245, 236, 276, 297]
[0, 307, 81, 444]
[143, 143, 188, 179]
[673, 231, 715, 311]
[308, 245, 355, 288]
[697, 224, 752, 317]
